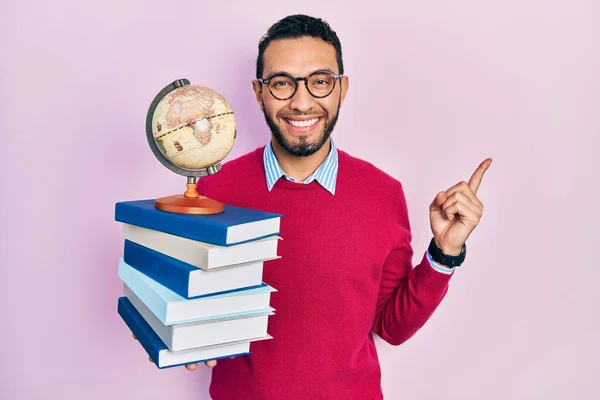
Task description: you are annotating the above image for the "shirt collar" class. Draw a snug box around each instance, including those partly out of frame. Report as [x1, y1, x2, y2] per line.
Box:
[263, 138, 339, 195]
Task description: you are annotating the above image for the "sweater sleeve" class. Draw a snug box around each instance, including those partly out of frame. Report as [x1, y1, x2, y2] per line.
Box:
[372, 181, 453, 346]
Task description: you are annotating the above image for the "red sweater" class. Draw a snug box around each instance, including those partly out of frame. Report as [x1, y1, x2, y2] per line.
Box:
[197, 146, 453, 400]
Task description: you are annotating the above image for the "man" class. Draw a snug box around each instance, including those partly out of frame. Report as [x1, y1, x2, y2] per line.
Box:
[140, 14, 491, 399]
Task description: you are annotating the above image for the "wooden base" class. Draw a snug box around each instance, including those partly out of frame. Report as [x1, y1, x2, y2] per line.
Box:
[155, 195, 224, 214]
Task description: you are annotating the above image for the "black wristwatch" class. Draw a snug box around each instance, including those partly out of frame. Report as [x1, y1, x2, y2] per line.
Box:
[428, 238, 466, 267]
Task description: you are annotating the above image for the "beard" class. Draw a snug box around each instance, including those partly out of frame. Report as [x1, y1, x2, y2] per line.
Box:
[263, 105, 340, 157]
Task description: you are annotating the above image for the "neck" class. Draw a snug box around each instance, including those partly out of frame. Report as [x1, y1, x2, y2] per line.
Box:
[271, 138, 331, 182]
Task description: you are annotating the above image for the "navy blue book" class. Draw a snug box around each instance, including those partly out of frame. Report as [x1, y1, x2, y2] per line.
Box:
[123, 240, 267, 299]
[115, 199, 281, 246]
[118, 296, 272, 369]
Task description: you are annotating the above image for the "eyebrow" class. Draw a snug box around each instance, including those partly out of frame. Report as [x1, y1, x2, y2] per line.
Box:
[264, 68, 338, 78]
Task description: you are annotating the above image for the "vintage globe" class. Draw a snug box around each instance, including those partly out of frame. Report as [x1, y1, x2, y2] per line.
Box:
[146, 79, 236, 177]
[145, 79, 236, 214]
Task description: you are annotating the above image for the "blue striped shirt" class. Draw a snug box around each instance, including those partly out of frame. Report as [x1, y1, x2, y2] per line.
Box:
[262, 139, 454, 275]
[263, 139, 338, 195]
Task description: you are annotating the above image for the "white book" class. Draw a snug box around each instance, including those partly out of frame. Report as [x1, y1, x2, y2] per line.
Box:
[118, 296, 272, 369]
[118, 258, 277, 325]
[125, 285, 274, 352]
[152, 335, 272, 369]
[123, 223, 281, 270]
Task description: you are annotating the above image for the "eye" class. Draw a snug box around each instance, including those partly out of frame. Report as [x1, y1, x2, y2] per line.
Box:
[309, 74, 334, 87]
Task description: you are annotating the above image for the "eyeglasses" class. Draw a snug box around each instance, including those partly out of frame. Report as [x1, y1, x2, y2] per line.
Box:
[258, 70, 343, 100]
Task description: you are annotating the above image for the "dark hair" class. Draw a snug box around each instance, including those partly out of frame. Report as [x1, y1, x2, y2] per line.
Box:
[256, 14, 344, 79]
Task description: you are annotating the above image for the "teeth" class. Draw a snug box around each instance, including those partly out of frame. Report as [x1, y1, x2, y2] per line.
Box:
[287, 118, 318, 128]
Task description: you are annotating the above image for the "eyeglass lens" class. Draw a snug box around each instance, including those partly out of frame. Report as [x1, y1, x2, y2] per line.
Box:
[268, 73, 337, 99]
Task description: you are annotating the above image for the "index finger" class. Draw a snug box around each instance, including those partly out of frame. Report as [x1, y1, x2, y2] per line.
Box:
[468, 158, 492, 194]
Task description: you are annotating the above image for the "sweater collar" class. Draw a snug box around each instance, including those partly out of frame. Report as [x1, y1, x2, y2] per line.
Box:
[263, 138, 338, 195]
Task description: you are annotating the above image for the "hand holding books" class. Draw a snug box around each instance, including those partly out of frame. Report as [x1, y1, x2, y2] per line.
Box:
[115, 200, 282, 369]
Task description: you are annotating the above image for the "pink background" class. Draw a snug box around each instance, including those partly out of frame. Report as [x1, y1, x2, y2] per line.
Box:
[1, 1, 598, 399]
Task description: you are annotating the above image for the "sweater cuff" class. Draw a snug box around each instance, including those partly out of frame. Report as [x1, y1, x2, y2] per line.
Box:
[415, 251, 453, 293]
[426, 250, 455, 275]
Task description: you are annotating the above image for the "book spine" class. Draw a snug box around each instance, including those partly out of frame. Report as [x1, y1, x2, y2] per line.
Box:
[117, 297, 162, 365]
[115, 202, 228, 245]
[118, 258, 169, 323]
[123, 240, 191, 298]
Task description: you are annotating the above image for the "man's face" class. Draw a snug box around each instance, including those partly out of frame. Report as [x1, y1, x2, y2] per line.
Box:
[253, 37, 349, 157]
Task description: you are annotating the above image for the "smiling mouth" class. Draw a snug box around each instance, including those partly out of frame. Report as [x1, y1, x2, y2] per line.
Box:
[285, 117, 320, 128]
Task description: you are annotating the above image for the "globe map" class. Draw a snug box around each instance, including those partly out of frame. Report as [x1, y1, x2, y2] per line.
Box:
[150, 85, 236, 171]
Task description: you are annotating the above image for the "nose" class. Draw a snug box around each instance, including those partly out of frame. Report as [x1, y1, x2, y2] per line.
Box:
[288, 81, 314, 113]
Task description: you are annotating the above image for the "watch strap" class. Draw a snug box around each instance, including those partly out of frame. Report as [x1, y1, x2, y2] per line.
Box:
[428, 238, 466, 267]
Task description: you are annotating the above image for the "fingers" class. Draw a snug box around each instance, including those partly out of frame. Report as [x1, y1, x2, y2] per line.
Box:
[429, 191, 448, 212]
[441, 192, 482, 222]
[468, 158, 492, 195]
[431, 158, 490, 216]
[432, 188, 482, 218]
[201, 357, 235, 368]
[148, 357, 199, 371]
[444, 181, 483, 209]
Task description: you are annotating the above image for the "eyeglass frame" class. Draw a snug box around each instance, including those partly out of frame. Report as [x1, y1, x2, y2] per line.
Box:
[257, 70, 344, 100]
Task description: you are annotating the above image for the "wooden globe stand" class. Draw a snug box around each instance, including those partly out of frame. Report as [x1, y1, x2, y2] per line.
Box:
[155, 179, 224, 215]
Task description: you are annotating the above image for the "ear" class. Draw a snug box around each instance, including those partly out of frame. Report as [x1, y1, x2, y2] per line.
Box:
[339, 76, 350, 107]
[252, 80, 264, 111]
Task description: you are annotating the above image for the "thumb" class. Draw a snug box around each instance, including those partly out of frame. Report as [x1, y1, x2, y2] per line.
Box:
[430, 191, 447, 212]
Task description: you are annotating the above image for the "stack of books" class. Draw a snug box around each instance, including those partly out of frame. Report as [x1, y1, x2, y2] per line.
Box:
[113, 199, 282, 369]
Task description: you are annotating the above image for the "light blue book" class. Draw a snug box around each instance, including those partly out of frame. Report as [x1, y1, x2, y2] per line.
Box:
[125, 285, 274, 352]
[118, 296, 273, 369]
[118, 258, 277, 325]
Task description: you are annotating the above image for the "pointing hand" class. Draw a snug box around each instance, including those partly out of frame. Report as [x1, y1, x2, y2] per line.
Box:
[429, 158, 492, 256]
